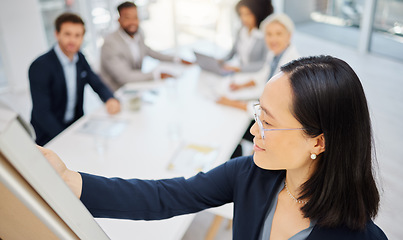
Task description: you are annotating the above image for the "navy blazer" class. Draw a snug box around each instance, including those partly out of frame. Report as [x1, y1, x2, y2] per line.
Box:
[80, 156, 387, 239]
[29, 48, 114, 146]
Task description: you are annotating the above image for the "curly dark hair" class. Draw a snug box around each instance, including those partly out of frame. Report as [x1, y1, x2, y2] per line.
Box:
[117, 1, 137, 15]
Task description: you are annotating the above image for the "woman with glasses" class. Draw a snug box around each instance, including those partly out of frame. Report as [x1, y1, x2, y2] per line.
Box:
[40, 55, 387, 239]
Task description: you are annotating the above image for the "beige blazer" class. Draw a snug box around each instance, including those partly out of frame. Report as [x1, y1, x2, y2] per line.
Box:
[100, 28, 175, 91]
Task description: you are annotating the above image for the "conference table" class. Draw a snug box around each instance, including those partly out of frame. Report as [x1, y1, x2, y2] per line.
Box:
[46, 62, 251, 239]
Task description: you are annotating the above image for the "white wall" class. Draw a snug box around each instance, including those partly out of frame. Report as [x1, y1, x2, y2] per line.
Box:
[0, 0, 48, 91]
[283, 0, 316, 23]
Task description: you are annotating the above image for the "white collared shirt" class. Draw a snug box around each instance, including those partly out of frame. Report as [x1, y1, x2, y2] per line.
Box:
[54, 44, 79, 123]
[237, 27, 263, 65]
[118, 27, 141, 64]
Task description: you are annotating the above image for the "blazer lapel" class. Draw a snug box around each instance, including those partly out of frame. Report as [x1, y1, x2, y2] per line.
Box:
[137, 32, 146, 68]
[115, 30, 140, 69]
[76, 57, 87, 100]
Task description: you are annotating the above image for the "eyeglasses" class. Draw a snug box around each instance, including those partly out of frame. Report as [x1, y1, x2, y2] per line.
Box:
[253, 104, 305, 139]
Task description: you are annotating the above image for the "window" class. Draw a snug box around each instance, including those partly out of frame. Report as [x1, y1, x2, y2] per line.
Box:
[290, 0, 403, 61]
[370, 0, 403, 61]
[295, 0, 366, 48]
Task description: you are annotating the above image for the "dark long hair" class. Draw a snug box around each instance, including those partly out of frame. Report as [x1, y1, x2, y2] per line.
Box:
[236, 0, 274, 27]
[281, 55, 380, 230]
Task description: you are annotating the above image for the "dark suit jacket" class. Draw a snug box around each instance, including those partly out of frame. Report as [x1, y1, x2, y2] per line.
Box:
[29, 48, 114, 146]
[80, 156, 387, 240]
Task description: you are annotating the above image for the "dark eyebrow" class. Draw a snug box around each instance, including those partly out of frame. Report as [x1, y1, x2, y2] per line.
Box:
[260, 104, 277, 122]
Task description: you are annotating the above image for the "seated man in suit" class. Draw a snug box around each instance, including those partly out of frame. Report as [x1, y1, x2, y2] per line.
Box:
[100, 1, 191, 92]
[29, 13, 121, 146]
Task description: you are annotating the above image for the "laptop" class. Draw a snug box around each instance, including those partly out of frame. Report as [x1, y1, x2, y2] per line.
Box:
[194, 51, 234, 76]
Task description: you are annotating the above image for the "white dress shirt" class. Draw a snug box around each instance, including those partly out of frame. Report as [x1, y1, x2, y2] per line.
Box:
[236, 27, 263, 66]
[54, 44, 79, 123]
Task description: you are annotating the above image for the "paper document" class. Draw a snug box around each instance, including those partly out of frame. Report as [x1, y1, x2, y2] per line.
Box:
[77, 117, 127, 137]
[215, 73, 263, 101]
[122, 80, 165, 92]
[168, 143, 219, 174]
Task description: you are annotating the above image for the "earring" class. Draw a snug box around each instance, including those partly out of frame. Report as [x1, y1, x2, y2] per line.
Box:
[310, 153, 317, 160]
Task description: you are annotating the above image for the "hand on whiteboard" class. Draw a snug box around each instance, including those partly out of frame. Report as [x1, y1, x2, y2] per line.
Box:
[37, 146, 83, 198]
[37, 146, 67, 175]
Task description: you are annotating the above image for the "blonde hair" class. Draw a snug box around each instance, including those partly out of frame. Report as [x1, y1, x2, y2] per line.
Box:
[260, 13, 295, 35]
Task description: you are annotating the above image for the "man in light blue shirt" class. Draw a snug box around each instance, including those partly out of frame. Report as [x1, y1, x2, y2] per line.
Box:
[29, 13, 121, 145]
[54, 43, 79, 123]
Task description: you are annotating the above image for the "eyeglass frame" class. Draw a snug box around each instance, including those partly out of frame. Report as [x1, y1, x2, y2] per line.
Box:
[253, 103, 305, 139]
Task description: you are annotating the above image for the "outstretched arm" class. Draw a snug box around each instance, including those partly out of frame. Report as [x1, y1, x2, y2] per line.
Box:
[39, 146, 239, 221]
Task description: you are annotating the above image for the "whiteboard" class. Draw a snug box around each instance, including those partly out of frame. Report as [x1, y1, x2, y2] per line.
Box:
[0, 105, 110, 240]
